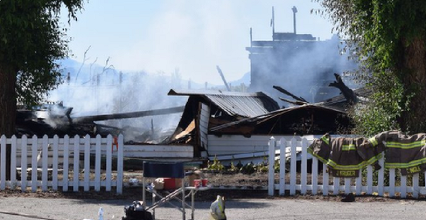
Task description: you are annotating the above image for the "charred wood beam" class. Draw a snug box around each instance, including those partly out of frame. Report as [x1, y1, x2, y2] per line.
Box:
[73, 106, 185, 123]
[278, 97, 306, 105]
[329, 73, 357, 105]
[216, 65, 230, 91]
[273, 85, 308, 103]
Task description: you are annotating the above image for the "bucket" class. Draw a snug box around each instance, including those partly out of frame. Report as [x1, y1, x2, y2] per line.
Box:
[202, 179, 208, 187]
[194, 179, 201, 188]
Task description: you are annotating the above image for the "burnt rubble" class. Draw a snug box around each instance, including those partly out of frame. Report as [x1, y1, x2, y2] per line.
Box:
[15, 103, 184, 144]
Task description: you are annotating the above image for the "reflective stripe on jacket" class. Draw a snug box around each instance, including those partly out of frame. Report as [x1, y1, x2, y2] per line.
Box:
[374, 131, 426, 175]
[308, 134, 385, 177]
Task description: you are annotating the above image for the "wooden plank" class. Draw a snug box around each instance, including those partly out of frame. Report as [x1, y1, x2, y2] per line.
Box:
[11, 136, 17, 189]
[208, 145, 268, 153]
[333, 177, 339, 195]
[84, 135, 90, 191]
[124, 145, 193, 152]
[268, 137, 275, 196]
[124, 152, 192, 158]
[301, 138, 307, 195]
[73, 106, 184, 123]
[11, 136, 111, 145]
[208, 135, 312, 157]
[378, 155, 384, 196]
[21, 136, 28, 192]
[208, 135, 278, 142]
[95, 135, 101, 192]
[208, 139, 270, 146]
[279, 138, 286, 196]
[389, 169, 395, 197]
[1, 136, 6, 190]
[208, 151, 270, 162]
[322, 163, 328, 196]
[42, 135, 48, 191]
[344, 178, 351, 194]
[106, 135, 112, 191]
[73, 135, 80, 192]
[355, 170, 362, 195]
[290, 138, 297, 195]
[117, 134, 124, 194]
[63, 135, 70, 192]
[31, 136, 38, 192]
[367, 165, 373, 195]
[312, 157, 318, 195]
[401, 174, 407, 198]
[52, 135, 59, 191]
[413, 173, 419, 198]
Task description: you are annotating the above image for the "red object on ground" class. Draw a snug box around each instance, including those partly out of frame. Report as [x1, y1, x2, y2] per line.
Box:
[163, 178, 176, 190]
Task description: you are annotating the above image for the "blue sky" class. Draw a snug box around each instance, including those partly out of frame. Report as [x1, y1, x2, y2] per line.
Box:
[61, 0, 334, 85]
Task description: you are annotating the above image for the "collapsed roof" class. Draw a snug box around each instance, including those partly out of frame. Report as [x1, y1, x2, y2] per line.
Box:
[210, 103, 353, 136]
[167, 88, 355, 149]
[167, 89, 279, 119]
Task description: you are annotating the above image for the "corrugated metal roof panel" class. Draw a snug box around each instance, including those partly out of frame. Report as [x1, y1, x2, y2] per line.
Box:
[168, 89, 279, 118]
[206, 94, 270, 117]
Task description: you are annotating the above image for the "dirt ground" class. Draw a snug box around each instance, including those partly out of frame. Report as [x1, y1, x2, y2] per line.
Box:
[0, 171, 410, 203]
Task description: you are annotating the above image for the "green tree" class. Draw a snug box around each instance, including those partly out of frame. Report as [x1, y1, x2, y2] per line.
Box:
[0, 0, 85, 179]
[0, 0, 85, 137]
[316, 0, 426, 134]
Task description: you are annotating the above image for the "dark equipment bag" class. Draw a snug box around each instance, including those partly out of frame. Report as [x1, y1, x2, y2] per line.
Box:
[122, 201, 153, 220]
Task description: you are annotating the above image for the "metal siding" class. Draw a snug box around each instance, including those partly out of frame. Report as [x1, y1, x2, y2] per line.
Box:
[207, 135, 271, 156]
[206, 135, 317, 156]
[199, 104, 210, 150]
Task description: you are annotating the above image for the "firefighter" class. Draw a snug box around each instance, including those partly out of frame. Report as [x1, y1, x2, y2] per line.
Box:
[210, 195, 226, 220]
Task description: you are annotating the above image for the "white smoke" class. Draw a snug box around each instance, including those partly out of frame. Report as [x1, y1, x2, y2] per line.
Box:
[248, 35, 359, 104]
[48, 58, 187, 142]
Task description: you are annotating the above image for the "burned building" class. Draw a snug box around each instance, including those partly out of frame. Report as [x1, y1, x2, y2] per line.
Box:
[246, 6, 357, 104]
[167, 89, 280, 156]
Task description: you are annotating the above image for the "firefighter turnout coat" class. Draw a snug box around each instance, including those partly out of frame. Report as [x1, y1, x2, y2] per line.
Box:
[308, 134, 385, 177]
[309, 131, 426, 177]
[373, 131, 426, 175]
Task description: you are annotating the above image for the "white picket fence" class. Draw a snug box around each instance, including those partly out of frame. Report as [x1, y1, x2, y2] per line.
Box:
[0, 134, 123, 194]
[268, 136, 426, 198]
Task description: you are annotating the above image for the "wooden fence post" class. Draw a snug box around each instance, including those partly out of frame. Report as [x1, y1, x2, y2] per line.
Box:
[95, 135, 101, 192]
[31, 136, 38, 192]
[106, 135, 112, 191]
[267, 136, 275, 196]
[289, 138, 297, 195]
[84, 134, 90, 191]
[279, 137, 286, 196]
[42, 135, 48, 191]
[73, 135, 80, 192]
[11, 135, 17, 189]
[1, 135, 6, 190]
[117, 134, 124, 194]
[21, 135, 28, 192]
[63, 135, 70, 191]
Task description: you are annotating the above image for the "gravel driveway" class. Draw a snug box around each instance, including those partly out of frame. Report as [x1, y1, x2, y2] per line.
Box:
[0, 195, 426, 220]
